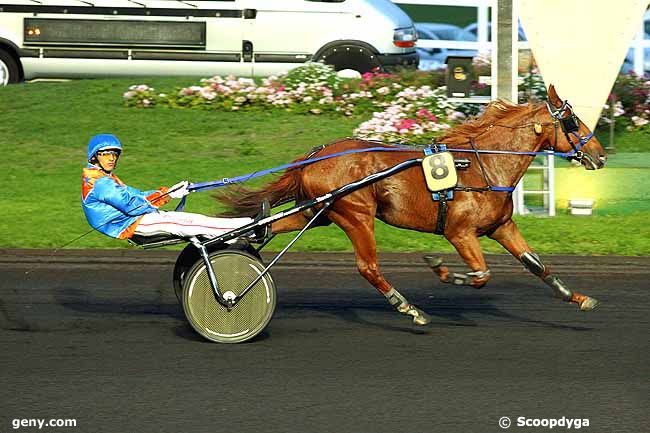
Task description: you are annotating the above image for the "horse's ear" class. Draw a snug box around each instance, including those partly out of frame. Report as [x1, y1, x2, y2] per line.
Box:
[547, 84, 562, 108]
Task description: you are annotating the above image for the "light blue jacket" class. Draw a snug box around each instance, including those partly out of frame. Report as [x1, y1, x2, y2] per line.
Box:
[81, 165, 166, 238]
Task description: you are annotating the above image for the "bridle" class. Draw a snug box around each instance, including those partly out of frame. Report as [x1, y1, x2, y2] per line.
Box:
[545, 99, 594, 163]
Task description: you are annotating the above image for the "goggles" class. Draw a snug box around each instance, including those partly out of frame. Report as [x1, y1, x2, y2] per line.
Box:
[96, 150, 121, 158]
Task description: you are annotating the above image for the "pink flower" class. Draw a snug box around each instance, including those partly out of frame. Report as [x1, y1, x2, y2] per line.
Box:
[362, 72, 374, 82]
[416, 108, 438, 122]
[395, 118, 417, 130]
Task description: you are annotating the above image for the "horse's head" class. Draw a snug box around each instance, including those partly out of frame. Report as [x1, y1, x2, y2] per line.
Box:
[544, 85, 607, 170]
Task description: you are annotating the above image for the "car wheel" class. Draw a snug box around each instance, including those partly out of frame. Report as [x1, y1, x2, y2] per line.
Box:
[316, 44, 382, 74]
[0, 49, 20, 85]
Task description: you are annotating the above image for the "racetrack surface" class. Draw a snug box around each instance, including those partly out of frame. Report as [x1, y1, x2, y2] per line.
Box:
[1, 250, 648, 433]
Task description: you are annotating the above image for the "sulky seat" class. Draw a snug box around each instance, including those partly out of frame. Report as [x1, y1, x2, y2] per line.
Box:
[128, 233, 188, 249]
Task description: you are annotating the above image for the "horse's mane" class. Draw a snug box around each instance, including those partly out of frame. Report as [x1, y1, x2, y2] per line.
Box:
[438, 99, 533, 146]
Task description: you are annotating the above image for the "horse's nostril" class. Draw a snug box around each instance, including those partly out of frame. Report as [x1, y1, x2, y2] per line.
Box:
[599, 155, 607, 163]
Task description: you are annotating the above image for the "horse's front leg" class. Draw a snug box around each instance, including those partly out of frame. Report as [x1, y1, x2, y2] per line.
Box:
[425, 230, 492, 288]
[489, 219, 599, 311]
[327, 209, 430, 325]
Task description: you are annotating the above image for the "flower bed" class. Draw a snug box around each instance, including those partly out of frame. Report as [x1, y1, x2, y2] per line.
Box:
[123, 62, 470, 142]
[123, 62, 650, 143]
[608, 74, 650, 133]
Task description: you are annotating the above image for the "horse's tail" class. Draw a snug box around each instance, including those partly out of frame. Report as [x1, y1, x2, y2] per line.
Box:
[213, 157, 306, 218]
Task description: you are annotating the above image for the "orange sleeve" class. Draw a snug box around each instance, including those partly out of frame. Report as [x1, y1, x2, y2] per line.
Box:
[146, 187, 171, 208]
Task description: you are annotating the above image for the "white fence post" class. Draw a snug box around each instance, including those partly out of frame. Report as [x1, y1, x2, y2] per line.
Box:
[547, 151, 556, 217]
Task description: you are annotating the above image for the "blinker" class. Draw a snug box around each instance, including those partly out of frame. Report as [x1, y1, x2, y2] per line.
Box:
[533, 123, 543, 134]
[560, 114, 580, 133]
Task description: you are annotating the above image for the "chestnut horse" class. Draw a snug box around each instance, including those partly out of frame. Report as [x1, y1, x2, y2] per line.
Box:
[216, 85, 607, 325]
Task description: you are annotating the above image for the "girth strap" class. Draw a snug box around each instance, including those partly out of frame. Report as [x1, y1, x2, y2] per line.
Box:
[435, 195, 448, 235]
[424, 146, 451, 235]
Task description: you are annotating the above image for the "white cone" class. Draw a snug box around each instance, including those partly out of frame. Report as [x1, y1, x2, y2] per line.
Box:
[519, 0, 648, 130]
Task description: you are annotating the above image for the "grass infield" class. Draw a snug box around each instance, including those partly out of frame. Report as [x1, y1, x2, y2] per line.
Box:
[1, 78, 648, 255]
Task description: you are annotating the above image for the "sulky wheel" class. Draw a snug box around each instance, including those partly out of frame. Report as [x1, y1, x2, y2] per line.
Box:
[173, 241, 261, 305]
[182, 249, 276, 343]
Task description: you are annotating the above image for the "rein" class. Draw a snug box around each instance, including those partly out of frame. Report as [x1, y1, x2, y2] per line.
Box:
[178, 99, 594, 209]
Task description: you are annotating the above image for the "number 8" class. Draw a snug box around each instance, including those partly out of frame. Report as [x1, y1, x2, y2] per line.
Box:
[429, 155, 449, 180]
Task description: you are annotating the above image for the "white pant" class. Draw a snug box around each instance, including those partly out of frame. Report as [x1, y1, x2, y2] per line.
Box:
[134, 211, 253, 238]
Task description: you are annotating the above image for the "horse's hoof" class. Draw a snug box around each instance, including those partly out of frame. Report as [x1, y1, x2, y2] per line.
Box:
[423, 255, 443, 269]
[406, 305, 431, 326]
[579, 296, 600, 311]
[413, 312, 431, 326]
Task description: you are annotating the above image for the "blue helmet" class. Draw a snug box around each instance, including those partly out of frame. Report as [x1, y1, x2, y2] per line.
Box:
[87, 134, 122, 162]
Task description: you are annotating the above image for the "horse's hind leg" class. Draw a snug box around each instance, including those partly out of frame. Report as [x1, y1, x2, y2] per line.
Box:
[425, 230, 492, 288]
[489, 219, 599, 311]
[327, 210, 430, 325]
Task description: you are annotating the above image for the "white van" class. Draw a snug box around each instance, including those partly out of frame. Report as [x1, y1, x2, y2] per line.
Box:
[0, 0, 418, 84]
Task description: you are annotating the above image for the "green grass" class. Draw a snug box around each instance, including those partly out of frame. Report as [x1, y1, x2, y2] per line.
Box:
[522, 153, 650, 214]
[1, 78, 649, 255]
[594, 127, 650, 153]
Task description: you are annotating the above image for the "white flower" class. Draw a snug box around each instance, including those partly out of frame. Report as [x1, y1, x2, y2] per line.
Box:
[199, 88, 216, 100]
[614, 101, 625, 117]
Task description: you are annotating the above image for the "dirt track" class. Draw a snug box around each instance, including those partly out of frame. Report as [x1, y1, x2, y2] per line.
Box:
[1, 250, 648, 433]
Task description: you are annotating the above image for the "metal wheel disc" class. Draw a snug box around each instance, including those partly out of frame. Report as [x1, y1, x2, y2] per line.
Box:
[0, 60, 9, 86]
[182, 250, 276, 343]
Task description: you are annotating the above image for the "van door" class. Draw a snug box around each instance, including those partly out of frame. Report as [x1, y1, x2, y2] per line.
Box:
[186, 0, 251, 77]
[241, 0, 356, 76]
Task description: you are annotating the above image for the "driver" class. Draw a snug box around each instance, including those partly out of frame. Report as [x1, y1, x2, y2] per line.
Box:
[81, 134, 269, 241]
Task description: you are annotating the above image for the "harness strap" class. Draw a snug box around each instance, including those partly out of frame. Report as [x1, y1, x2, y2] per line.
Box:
[489, 186, 516, 192]
[187, 145, 414, 193]
[469, 138, 497, 190]
[179, 121, 591, 212]
[187, 143, 582, 195]
[435, 195, 448, 235]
